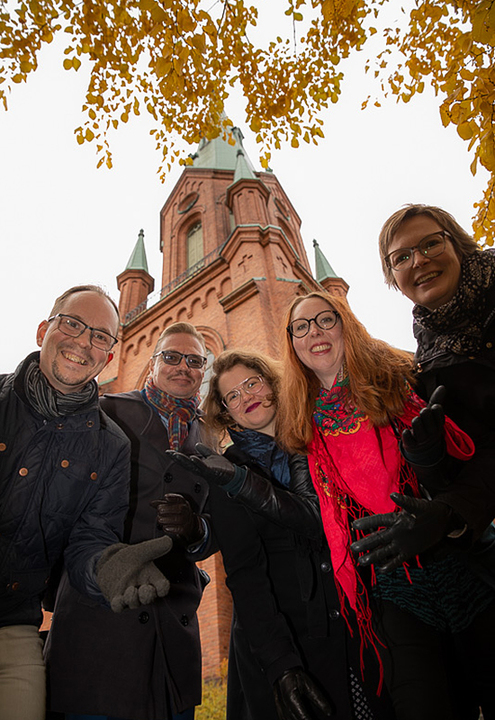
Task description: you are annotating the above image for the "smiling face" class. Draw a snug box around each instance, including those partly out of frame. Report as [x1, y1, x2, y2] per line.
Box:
[290, 296, 345, 389]
[218, 363, 277, 436]
[388, 214, 462, 309]
[37, 291, 118, 394]
[150, 332, 205, 399]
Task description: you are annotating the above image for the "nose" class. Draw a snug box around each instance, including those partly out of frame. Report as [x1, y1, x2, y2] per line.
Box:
[74, 327, 92, 348]
[411, 247, 429, 268]
[308, 318, 322, 335]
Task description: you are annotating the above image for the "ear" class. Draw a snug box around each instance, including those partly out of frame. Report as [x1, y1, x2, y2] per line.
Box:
[36, 320, 49, 348]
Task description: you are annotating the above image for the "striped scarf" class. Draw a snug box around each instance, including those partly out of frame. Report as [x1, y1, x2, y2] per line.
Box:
[144, 377, 200, 450]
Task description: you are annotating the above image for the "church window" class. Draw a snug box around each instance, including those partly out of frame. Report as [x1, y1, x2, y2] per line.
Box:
[187, 222, 203, 268]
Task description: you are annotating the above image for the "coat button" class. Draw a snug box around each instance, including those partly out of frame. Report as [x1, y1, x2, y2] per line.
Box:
[487, 342, 493, 349]
[164, 472, 173, 483]
[320, 562, 331, 573]
[0, 443, 6, 451]
[61, 460, 70, 468]
[139, 611, 150, 624]
[180, 614, 189, 626]
[10, 582, 20, 591]
[86, 420, 94, 427]
[56, 423, 64, 430]
[90, 472, 98, 481]
[329, 609, 340, 619]
[19, 468, 28, 476]
[194, 482, 201, 494]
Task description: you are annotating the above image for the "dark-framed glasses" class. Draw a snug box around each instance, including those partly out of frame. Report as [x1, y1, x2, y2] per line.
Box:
[153, 350, 207, 369]
[48, 314, 118, 351]
[222, 375, 265, 410]
[385, 231, 450, 271]
[287, 310, 340, 338]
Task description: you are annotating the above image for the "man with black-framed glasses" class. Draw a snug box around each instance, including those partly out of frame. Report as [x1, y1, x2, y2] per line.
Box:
[1, 285, 175, 720]
[47, 322, 215, 720]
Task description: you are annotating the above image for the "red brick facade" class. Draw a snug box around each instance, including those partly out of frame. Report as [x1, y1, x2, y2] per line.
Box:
[97, 129, 348, 679]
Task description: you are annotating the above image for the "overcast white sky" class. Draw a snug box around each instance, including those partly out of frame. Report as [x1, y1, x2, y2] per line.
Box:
[0, 6, 489, 375]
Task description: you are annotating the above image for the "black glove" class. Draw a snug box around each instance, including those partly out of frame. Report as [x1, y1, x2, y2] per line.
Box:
[96, 535, 172, 612]
[401, 386, 446, 466]
[273, 668, 333, 720]
[150, 493, 204, 547]
[166, 443, 246, 493]
[350, 493, 458, 572]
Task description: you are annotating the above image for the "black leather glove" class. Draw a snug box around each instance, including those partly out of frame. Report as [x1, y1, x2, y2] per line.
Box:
[401, 386, 446, 466]
[273, 668, 333, 720]
[350, 493, 460, 572]
[96, 535, 172, 612]
[150, 493, 204, 547]
[166, 443, 247, 493]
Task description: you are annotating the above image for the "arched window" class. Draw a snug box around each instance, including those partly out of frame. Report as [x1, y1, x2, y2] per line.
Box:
[187, 222, 203, 269]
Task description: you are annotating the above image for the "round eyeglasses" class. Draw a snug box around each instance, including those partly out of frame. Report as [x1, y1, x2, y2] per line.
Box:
[153, 350, 207, 369]
[287, 310, 340, 338]
[222, 375, 265, 410]
[385, 231, 449, 271]
[48, 314, 118, 351]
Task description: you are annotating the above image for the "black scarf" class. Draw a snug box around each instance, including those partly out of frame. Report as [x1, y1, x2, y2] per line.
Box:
[414, 249, 495, 358]
[23, 355, 99, 419]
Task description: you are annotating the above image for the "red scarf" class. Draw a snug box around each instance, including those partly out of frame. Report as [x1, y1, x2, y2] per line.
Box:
[308, 381, 474, 682]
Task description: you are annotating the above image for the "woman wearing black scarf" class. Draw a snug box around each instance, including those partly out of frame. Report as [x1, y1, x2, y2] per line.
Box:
[366, 203, 495, 718]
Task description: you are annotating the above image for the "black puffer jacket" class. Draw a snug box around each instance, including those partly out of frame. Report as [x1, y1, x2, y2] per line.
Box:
[0, 352, 130, 628]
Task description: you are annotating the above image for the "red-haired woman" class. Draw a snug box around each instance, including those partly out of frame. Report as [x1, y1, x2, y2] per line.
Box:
[278, 290, 495, 720]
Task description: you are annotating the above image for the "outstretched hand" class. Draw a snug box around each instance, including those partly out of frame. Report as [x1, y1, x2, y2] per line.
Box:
[273, 668, 333, 720]
[166, 444, 240, 487]
[96, 535, 172, 612]
[401, 386, 446, 466]
[350, 493, 454, 573]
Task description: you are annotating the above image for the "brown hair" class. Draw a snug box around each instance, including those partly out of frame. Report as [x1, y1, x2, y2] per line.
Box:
[379, 204, 479, 288]
[277, 291, 415, 453]
[51, 285, 120, 327]
[202, 349, 281, 447]
[154, 322, 206, 353]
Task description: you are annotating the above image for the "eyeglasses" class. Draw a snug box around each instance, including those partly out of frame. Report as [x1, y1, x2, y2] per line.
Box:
[287, 310, 340, 338]
[385, 231, 449, 271]
[48, 314, 118, 351]
[153, 350, 207, 369]
[222, 375, 265, 410]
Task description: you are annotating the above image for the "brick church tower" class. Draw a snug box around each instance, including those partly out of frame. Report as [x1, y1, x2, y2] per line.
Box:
[98, 125, 348, 678]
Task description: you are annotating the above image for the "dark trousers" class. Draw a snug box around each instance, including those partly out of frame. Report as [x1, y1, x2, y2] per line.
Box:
[374, 600, 495, 720]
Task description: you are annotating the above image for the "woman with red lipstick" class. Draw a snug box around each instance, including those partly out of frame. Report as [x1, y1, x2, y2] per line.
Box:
[277, 290, 495, 720]
[170, 349, 392, 720]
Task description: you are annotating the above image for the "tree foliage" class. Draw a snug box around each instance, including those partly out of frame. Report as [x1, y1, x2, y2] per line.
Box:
[1, 0, 494, 242]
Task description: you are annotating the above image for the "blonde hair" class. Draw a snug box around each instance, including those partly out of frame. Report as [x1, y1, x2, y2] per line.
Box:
[202, 349, 281, 448]
[277, 291, 415, 453]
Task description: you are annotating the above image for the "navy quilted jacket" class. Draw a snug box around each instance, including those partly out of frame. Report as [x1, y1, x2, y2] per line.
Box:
[0, 352, 131, 628]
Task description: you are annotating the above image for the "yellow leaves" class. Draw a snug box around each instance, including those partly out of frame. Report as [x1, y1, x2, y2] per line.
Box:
[471, 0, 495, 46]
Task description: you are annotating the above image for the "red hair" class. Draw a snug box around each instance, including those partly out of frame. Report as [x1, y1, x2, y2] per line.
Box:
[277, 292, 415, 452]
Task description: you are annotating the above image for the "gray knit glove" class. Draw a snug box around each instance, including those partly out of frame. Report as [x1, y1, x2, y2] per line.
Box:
[96, 535, 172, 612]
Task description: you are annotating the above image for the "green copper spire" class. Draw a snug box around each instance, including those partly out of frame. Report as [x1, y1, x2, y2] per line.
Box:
[233, 148, 256, 183]
[126, 229, 149, 273]
[313, 239, 338, 282]
[190, 120, 256, 173]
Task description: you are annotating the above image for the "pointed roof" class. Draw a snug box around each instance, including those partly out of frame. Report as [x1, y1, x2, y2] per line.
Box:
[233, 149, 256, 183]
[125, 229, 149, 272]
[190, 122, 257, 173]
[313, 239, 338, 281]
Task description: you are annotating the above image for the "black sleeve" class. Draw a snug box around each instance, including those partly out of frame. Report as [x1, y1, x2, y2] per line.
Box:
[224, 448, 322, 540]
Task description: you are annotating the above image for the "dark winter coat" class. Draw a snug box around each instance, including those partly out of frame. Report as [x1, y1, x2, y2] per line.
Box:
[0, 352, 130, 629]
[413, 276, 495, 580]
[46, 390, 214, 720]
[210, 442, 392, 720]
